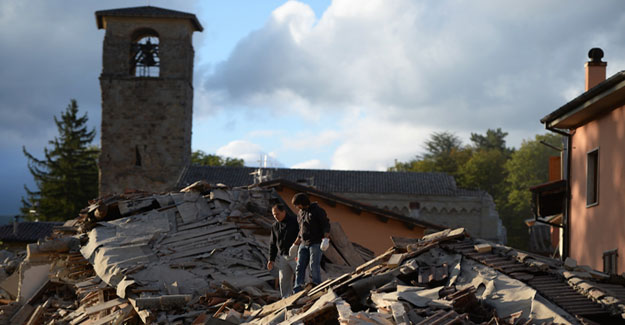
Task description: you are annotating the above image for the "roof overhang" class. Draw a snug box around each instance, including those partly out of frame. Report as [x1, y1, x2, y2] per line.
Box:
[95, 6, 203, 32]
[541, 71, 625, 130]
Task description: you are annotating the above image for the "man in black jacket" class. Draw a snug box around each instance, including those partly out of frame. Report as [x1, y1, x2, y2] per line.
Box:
[291, 193, 331, 293]
[267, 203, 299, 297]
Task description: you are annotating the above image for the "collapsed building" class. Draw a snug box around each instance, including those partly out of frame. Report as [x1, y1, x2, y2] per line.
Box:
[179, 167, 507, 245]
[0, 183, 373, 324]
[0, 184, 625, 324]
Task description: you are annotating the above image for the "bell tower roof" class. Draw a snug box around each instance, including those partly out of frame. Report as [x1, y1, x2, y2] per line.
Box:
[95, 6, 203, 31]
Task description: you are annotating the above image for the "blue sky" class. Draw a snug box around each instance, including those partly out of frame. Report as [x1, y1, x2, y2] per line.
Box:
[2, 0, 625, 215]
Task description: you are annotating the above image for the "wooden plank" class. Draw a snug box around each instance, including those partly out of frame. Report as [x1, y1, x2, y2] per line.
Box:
[97, 289, 107, 320]
[355, 248, 395, 274]
[257, 288, 309, 317]
[401, 242, 438, 262]
[308, 273, 352, 297]
[10, 304, 34, 325]
[92, 307, 128, 325]
[25, 299, 50, 325]
[84, 298, 126, 316]
[329, 222, 366, 267]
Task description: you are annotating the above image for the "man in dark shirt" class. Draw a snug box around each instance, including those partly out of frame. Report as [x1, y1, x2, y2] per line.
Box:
[291, 193, 331, 293]
[267, 203, 299, 297]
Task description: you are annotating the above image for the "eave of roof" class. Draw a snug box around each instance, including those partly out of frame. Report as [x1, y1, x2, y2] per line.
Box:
[257, 178, 446, 231]
[95, 6, 203, 32]
[529, 179, 567, 193]
[541, 71, 625, 130]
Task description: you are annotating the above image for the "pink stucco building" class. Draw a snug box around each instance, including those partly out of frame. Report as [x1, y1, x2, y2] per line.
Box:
[540, 48, 625, 274]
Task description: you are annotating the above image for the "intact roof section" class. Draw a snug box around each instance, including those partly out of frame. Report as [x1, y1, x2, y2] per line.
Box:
[179, 165, 460, 196]
[0, 222, 63, 242]
[95, 6, 203, 31]
[541, 70, 625, 127]
[258, 178, 446, 231]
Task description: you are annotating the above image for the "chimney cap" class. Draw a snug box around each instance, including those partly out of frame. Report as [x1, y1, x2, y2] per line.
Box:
[588, 48, 604, 63]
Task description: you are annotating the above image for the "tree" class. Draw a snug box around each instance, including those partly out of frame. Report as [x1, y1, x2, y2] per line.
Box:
[470, 128, 514, 156]
[501, 133, 563, 249]
[390, 128, 563, 251]
[423, 131, 463, 159]
[457, 128, 513, 206]
[389, 131, 470, 178]
[457, 149, 507, 198]
[504, 133, 562, 215]
[21, 100, 99, 221]
[191, 150, 244, 167]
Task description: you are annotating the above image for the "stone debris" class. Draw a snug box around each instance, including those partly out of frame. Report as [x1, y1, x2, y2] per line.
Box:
[244, 228, 625, 325]
[0, 182, 374, 324]
[2, 182, 625, 324]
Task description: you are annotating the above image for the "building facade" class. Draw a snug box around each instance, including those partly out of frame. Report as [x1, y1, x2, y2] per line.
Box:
[541, 48, 625, 273]
[96, 7, 202, 195]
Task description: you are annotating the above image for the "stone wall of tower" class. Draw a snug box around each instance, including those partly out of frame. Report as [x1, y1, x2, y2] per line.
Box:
[99, 17, 195, 195]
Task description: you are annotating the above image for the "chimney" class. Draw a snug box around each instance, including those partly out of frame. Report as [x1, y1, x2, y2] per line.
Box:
[585, 48, 607, 91]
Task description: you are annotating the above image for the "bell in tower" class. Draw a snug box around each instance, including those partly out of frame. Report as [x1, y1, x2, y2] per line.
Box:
[95, 7, 203, 195]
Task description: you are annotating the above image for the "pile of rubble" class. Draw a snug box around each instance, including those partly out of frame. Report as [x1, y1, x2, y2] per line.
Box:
[245, 229, 625, 324]
[0, 181, 374, 324]
[3, 181, 625, 324]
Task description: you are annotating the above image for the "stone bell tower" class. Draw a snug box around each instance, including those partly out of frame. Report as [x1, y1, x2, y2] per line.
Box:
[95, 7, 203, 195]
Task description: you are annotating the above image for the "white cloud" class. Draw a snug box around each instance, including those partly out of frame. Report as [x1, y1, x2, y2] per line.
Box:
[330, 114, 440, 171]
[216, 140, 283, 167]
[216, 140, 264, 166]
[291, 159, 325, 169]
[200, 0, 625, 152]
[282, 129, 341, 151]
[271, 0, 316, 44]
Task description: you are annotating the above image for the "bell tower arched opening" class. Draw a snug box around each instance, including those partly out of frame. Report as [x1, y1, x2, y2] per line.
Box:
[130, 28, 160, 77]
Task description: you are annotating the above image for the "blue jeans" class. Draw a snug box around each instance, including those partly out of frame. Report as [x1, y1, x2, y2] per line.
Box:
[293, 243, 322, 293]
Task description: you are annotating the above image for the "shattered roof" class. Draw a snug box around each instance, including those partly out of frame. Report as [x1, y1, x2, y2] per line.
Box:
[250, 229, 625, 324]
[0, 221, 62, 242]
[179, 166, 463, 196]
[6, 184, 625, 324]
